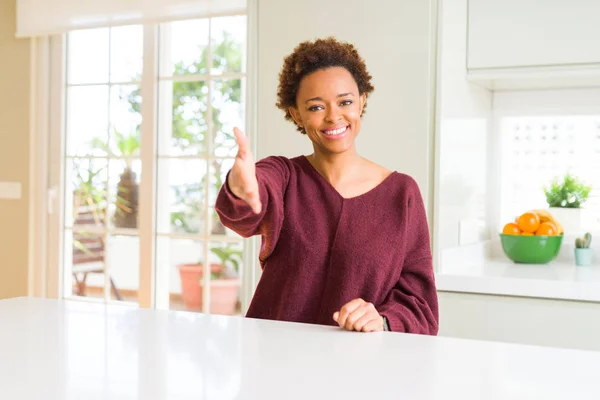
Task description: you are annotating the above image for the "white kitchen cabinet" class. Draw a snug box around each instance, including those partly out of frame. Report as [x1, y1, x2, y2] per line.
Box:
[467, 0, 600, 70]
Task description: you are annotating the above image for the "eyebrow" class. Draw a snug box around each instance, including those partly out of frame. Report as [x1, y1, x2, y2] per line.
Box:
[305, 92, 354, 103]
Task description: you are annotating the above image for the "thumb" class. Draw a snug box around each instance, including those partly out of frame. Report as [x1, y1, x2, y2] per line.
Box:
[233, 127, 250, 159]
[246, 191, 262, 214]
[333, 312, 339, 322]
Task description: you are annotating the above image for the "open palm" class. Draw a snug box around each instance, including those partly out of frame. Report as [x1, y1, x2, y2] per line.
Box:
[228, 127, 262, 214]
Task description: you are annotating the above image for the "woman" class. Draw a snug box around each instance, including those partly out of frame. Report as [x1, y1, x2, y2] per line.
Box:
[216, 37, 438, 334]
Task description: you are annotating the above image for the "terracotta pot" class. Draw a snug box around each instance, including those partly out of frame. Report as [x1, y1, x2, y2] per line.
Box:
[177, 264, 240, 314]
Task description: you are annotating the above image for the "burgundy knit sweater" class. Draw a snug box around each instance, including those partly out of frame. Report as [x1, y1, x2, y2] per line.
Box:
[215, 155, 439, 334]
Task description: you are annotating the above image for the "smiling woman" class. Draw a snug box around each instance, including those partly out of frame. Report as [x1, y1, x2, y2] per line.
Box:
[215, 37, 439, 334]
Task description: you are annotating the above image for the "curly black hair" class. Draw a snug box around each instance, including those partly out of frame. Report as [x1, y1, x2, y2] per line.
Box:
[276, 37, 375, 134]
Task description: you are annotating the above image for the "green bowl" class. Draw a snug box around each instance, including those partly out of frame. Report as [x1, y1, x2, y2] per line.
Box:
[499, 234, 563, 264]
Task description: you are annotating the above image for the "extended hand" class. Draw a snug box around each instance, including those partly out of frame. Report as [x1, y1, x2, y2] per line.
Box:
[228, 127, 262, 214]
[333, 298, 384, 332]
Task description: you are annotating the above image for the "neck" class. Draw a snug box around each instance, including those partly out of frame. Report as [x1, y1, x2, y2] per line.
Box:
[307, 145, 362, 185]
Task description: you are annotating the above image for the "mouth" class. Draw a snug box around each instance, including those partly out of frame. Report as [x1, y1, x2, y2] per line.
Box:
[320, 125, 350, 139]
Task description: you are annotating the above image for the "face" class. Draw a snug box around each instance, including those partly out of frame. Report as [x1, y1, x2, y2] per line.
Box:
[289, 67, 367, 155]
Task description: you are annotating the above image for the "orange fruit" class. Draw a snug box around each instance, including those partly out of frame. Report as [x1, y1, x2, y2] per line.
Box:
[535, 221, 557, 236]
[517, 212, 540, 233]
[521, 232, 534, 236]
[502, 222, 521, 235]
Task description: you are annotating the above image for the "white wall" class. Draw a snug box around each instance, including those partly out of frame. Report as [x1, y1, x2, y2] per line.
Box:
[255, 0, 437, 212]
[435, 0, 492, 256]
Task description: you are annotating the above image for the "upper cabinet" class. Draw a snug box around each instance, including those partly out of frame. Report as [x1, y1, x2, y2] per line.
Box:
[466, 0, 600, 89]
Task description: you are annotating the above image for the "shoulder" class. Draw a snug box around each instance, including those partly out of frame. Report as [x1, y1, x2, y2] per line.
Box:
[256, 155, 310, 173]
[255, 155, 312, 182]
[388, 172, 425, 205]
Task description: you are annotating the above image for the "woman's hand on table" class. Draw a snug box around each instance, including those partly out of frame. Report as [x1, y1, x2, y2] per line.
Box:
[229, 127, 262, 214]
[333, 298, 384, 332]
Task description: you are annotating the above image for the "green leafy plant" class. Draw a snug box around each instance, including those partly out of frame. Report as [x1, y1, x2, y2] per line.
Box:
[575, 232, 592, 249]
[91, 128, 141, 228]
[195, 245, 243, 280]
[543, 173, 592, 208]
[73, 160, 107, 223]
[125, 34, 241, 233]
[210, 245, 243, 276]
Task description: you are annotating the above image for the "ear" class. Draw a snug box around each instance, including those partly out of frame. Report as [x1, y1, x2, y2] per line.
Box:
[359, 93, 367, 116]
[288, 107, 303, 128]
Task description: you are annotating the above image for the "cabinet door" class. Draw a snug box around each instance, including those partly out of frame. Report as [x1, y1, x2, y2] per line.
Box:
[468, 0, 600, 69]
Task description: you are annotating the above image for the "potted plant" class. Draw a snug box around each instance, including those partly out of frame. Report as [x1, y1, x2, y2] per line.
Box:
[543, 173, 592, 234]
[178, 244, 242, 314]
[574, 232, 593, 266]
[92, 129, 140, 229]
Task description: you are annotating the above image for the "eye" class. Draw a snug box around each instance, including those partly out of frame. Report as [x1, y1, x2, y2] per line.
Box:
[308, 105, 323, 112]
[340, 100, 353, 106]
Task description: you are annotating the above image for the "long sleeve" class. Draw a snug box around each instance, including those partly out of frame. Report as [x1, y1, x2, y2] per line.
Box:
[215, 156, 290, 262]
[378, 179, 439, 335]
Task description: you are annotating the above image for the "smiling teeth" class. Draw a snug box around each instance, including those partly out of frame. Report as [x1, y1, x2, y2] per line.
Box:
[324, 126, 347, 135]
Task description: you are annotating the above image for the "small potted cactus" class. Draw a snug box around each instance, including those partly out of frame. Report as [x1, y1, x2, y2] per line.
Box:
[574, 232, 593, 266]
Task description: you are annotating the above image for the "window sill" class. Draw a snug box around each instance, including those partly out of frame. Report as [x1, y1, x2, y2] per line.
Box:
[436, 259, 600, 303]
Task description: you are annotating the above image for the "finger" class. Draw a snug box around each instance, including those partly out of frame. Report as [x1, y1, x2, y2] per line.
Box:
[345, 306, 367, 331]
[337, 298, 365, 329]
[246, 193, 262, 214]
[333, 312, 340, 323]
[361, 317, 385, 333]
[352, 311, 376, 332]
[233, 127, 249, 158]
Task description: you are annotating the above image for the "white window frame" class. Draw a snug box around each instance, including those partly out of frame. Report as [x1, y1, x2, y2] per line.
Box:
[35, 6, 259, 312]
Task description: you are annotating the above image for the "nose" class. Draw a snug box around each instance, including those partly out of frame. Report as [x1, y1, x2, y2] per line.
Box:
[325, 105, 342, 123]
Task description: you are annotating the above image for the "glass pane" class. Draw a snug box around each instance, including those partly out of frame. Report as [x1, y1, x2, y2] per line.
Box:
[68, 28, 110, 84]
[209, 158, 234, 205]
[109, 85, 142, 157]
[106, 235, 139, 302]
[210, 16, 247, 74]
[110, 25, 143, 82]
[68, 228, 107, 300]
[158, 80, 209, 156]
[161, 19, 209, 77]
[67, 86, 109, 157]
[208, 241, 243, 316]
[108, 159, 141, 231]
[68, 158, 108, 229]
[213, 79, 244, 157]
[156, 238, 205, 311]
[209, 207, 241, 239]
[209, 160, 242, 238]
[156, 159, 208, 234]
[157, 238, 242, 315]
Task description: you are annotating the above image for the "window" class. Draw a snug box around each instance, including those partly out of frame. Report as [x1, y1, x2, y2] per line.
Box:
[60, 15, 248, 315]
[154, 16, 247, 313]
[64, 26, 144, 304]
[498, 116, 600, 233]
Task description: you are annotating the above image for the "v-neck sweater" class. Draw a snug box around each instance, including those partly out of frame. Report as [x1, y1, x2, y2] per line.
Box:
[215, 155, 439, 334]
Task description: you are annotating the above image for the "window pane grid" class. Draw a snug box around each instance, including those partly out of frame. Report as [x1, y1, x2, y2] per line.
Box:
[500, 116, 600, 230]
[65, 25, 143, 304]
[62, 15, 247, 313]
[157, 15, 246, 314]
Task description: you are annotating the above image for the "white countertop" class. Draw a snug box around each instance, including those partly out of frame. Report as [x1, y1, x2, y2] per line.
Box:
[437, 259, 600, 302]
[2, 297, 600, 399]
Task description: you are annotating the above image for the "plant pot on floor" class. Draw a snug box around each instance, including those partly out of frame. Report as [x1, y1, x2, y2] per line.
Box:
[574, 248, 593, 266]
[178, 264, 240, 314]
